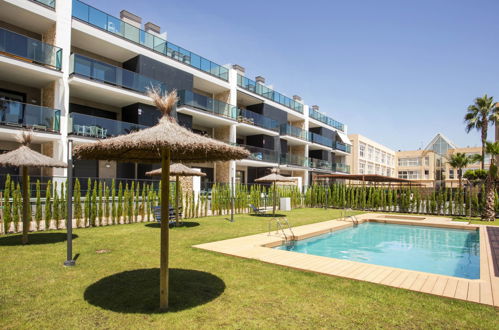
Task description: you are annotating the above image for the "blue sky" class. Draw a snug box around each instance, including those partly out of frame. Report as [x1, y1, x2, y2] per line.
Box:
[81, 0, 499, 150]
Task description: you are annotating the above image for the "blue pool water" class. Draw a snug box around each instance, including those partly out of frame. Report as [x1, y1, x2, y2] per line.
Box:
[276, 222, 480, 279]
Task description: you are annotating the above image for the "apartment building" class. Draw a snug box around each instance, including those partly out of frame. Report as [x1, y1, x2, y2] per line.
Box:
[347, 134, 396, 177]
[396, 134, 487, 188]
[0, 0, 350, 190]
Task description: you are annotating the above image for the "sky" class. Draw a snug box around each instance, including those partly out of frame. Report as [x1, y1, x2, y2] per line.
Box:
[82, 0, 499, 151]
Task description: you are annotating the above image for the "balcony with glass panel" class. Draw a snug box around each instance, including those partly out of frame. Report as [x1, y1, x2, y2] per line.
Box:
[332, 163, 350, 174]
[309, 132, 333, 148]
[70, 53, 167, 95]
[309, 158, 332, 171]
[309, 107, 344, 132]
[280, 154, 309, 167]
[32, 0, 56, 9]
[236, 144, 279, 164]
[0, 27, 62, 70]
[0, 99, 60, 133]
[279, 124, 311, 144]
[68, 112, 148, 139]
[236, 108, 279, 135]
[237, 75, 303, 114]
[333, 140, 351, 154]
[72, 0, 229, 81]
[177, 90, 237, 124]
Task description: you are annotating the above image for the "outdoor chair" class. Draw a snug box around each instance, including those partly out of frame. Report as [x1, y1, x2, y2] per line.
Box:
[249, 204, 267, 215]
[153, 206, 183, 225]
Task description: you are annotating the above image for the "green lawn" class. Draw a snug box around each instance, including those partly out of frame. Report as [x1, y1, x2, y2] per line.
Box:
[452, 217, 499, 226]
[0, 208, 497, 329]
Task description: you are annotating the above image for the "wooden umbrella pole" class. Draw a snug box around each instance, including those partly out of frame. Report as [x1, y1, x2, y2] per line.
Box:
[273, 181, 276, 217]
[21, 166, 29, 245]
[175, 175, 179, 227]
[160, 148, 171, 311]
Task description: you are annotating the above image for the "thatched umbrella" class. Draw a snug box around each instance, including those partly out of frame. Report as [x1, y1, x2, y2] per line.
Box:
[145, 163, 206, 226]
[255, 168, 296, 217]
[0, 132, 66, 244]
[74, 89, 249, 311]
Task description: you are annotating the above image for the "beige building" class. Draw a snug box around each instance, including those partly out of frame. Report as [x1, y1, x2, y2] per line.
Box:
[348, 134, 397, 177]
[396, 134, 486, 188]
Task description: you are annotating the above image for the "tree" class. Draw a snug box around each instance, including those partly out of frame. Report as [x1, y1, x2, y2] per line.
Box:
[464, 94, 499, 169]
[3, 174, 11, 233]
[448, 152, 471, 189]
[74, 179, 82, 227]
[35, 180, 42, 230]
[45, 180, 52, 230]
[482, 141, 499, 221]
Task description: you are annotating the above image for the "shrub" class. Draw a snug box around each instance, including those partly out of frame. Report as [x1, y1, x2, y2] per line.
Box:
[3, 174, 11, 233]
[45, 180, 52, 230]
[53, 182, 60, 229]
[35, 180, 42, 230]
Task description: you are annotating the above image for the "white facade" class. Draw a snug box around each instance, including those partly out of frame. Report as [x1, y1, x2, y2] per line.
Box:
[348, 134, 396, 177]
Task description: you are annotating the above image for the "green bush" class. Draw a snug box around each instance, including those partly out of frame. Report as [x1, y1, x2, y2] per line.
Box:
[35, 180, 42, 230]
[45, 180, 52, 230]
[74, 179, 82, 227]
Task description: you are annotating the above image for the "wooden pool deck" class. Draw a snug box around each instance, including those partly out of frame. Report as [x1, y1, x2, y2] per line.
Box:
[193, 213, 499, 307]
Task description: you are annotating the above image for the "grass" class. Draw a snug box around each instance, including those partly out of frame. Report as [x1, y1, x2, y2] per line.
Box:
[452, 217, 499, 226]
[0, 208, 497, 329]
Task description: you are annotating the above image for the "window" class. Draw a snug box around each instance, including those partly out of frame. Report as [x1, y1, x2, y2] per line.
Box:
[386, 168, 391, 177]
[375, 164, 381, 175]
[398, 171, 419, 179]
[381, 152, 386, 165]
[449, 169, 454, 179]
[398, 157, 420, 167]
[367, 163, 374, 174]
[367, 146, 374, 160]
[375, 149, 381, 163]
[424, 156, 429, 166]
[359, 143, 366, 158]
[359, 161, 366, 174]
[424, 170, 429, 179]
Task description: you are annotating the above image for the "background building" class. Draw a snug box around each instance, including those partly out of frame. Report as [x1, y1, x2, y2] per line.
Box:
[0, 0, 351, 191]
[347, 134, 396, 177]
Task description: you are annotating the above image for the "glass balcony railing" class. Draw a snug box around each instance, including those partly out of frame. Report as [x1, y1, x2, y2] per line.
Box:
[69, 112, 148, 139]
[334, 141, 351, 153]
[237, 74, 303, 113]
[309, 107, 344, 132]
[280, 154, 309, 167]
[332, 163, 350, 173]
[237, 144, 279, 163]
[72, 0, 229, 81]
[237, 109, 279, 132]
[309, 158, 332, 170]
[310, 132, 333, 148]
[0, 99, 60, 132]
[280, 124, 311, 141]
[32, 0, 56, 8]
[177, 90, 237, 120]
[0, 27, 62, 70]
[70, 54, 167, 94]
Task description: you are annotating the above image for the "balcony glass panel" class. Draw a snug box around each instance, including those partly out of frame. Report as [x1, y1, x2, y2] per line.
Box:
[238, 109, 279, 131]
[309, 158, 332, 170]
[280, 154, 309, 167]
[280, 124, 310, 141]
[0, 27, 62, 70]
[177, 90, 237, 120]
[70, 54, 167, 94]
[33, 0, 56, 8]
[332, 163, 350, 173]
[309, 108, 344, 132]
[236, 144, 278, 163]
[69, 112, 148, 138]
[72, 0, 228, 81]
[334, 141, 352, 153]
[0, 99, 60, 132]
[310, 132, 332, 147]
[237, 74, 303, 113]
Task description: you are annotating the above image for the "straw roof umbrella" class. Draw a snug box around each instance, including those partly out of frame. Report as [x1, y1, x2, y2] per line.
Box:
[255, 168, 296, 217]
[145, 163, 206, 226]
[0, 132, 66, 244]
[74, 89, 249, 311]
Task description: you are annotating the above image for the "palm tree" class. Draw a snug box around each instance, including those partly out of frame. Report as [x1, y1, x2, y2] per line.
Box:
[464, 95, 499, 169]
[447, 152, 471, 189]
[482, 141, 499, 221]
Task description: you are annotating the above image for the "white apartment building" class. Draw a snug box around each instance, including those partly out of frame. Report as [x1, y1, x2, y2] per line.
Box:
[347, 134, 396, 177]
[0, 0, 351, 190]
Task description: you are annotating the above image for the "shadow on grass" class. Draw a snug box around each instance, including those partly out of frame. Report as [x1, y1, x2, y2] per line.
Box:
[0, 233, 78, 246]
[84, 268, 225, 313]
[144, 222, 200, 229]
[249, 213, 286, 218]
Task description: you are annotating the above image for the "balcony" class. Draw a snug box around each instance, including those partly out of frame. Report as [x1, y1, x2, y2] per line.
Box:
[0, 99, 60, 132]
[32, 0, 55, 8]
[237, 109, 279, 132]
[69, 112, 148, 139]
[177, 90, 237, 120]
[237, 144, 279, 164]
[72, 0, 228, 81]
[280, 154, 309, 167]
[309, 107, 344, 132]
[334, 141, 351, 153]
[332, 163, 350, 173]
[237, 75, 303, 113]
[0, 27, 62, 70]
[280, 124, 310, 142]
[310, 132, 332, 148]
[309, 158, 332, 171]
[70, 53, 167, 95]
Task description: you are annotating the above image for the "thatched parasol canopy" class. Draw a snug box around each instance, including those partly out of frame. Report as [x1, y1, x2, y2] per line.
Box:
[73, 89, 249, 311]
[0, 132, 66, 244]
[145, 163, 207, 177]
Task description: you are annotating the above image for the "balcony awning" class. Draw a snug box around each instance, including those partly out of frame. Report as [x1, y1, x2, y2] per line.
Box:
[336, 131, 352, 145]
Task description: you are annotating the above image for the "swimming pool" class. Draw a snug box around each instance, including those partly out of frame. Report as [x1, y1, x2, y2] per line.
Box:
[275, 222, 480, 279]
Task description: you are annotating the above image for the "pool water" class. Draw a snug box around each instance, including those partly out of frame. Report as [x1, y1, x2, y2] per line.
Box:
[276, 222, 480, 279]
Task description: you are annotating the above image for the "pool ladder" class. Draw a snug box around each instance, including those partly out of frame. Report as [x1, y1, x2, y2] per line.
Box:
[268, 217, 295, 244]
[342, 208, 359, 225]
